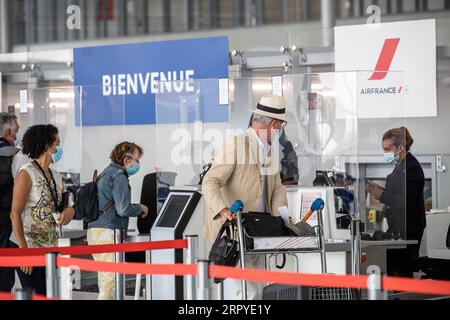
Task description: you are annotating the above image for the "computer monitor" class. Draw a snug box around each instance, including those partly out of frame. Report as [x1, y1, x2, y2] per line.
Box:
[150, 189, 202, 300]
[137, 171, 177, 234]
[156, 194, 191, 228]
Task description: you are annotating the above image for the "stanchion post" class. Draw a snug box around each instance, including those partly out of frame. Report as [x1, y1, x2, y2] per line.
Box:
[351, 220, 362, 275]
[115, 229, 124, 300]
[15, 288, 33, 300]
[235, 209, 247, 300]
[144, 235, 151, 301]
[317, 209, 327, 274]
[197, 259, 211, 300]
[367, 265, 387, 300]
[185, 235, 198, 300]
[45, 252, 59, 299]
[217, 281, 224, 300]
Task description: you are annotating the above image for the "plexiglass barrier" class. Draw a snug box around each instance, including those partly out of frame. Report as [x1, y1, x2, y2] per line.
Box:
[154, 79, 230, 187]
[155, 71, 406, 240]
[15, 86, 126, 186]
[14, 71, 407, 241]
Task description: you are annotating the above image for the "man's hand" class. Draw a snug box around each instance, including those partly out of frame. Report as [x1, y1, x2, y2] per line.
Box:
[219, 208, 234, 224]
[140, 204, 149, 219]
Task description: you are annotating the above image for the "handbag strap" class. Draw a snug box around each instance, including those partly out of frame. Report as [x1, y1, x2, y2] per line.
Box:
[215, 220, 233, 242]
[223, 221, 237, 258]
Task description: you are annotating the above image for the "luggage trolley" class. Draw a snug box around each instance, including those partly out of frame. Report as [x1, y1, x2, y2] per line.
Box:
[232, 199, 328, 300]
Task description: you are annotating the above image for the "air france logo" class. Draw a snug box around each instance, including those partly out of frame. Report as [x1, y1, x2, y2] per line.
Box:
[361, 38, 404, 96]
[369, 38, 400, 81]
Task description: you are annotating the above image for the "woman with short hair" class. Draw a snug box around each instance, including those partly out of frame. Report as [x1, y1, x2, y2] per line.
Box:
[87, 141, 148, 300]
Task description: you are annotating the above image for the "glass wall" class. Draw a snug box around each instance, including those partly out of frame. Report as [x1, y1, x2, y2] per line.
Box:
[153, 71, 406, 239]
[14, 85, 129, 180]
[3, 70, 417, 243]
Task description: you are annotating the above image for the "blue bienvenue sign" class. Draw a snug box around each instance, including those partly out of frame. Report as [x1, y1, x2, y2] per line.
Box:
[73, 36, 229, 125]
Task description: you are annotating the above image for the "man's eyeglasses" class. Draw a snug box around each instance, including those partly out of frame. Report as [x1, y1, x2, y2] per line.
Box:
[272, 120, 287, 129]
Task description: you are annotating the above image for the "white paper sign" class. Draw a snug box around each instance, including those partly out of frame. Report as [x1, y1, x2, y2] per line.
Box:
[218, 78, 229, 105]
[278, 206, 290, 223]
[19, 90, 28, 114]
[335, 19, 437, 118]
[272, 75, 283, 97]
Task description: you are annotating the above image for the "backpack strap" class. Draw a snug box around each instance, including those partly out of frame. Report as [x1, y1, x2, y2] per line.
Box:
[100, 201, 115, 213]
[0, 146, 20, 157]
[94, 168, 115, 213]
[92, 169, 98, 182]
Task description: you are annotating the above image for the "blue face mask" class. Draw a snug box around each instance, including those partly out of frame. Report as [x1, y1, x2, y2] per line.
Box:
[383, 152, 399, 164]
[51, 147, 63, 163]
[272, 128, 284, 142]
[127, 163, 140, 176]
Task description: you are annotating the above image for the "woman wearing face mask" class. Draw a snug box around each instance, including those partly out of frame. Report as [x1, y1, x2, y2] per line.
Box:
[87, 142, 148, 300]
[10, 124, 74, 294]
[366, 127, 426, 277]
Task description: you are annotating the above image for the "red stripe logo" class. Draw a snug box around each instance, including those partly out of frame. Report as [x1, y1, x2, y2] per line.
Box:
[368, 38, 400, 80]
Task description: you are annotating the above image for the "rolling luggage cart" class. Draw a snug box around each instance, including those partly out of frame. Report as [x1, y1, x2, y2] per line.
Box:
[234, 206, 328, 300]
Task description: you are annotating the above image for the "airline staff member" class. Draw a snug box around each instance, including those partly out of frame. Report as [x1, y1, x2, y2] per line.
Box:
[367, 127, 426, 277]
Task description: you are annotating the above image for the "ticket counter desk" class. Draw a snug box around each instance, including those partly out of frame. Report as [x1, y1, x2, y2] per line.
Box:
[281, 187, 417, 276]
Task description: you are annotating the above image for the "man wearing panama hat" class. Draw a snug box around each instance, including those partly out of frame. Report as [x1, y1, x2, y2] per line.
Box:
[202, 94, 288, 299]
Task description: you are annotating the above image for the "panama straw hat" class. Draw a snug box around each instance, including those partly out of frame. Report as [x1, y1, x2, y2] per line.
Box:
[249, 94, 287, 122]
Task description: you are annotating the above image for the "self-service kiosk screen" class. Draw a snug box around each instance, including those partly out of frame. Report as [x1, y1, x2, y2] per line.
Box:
[156, 194, 191, 228]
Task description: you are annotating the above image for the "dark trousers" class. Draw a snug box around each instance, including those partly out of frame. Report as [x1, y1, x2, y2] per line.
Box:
[387, 229, 424, 277]
[10, 242, 46, 295]
[0, 224, 15, 292]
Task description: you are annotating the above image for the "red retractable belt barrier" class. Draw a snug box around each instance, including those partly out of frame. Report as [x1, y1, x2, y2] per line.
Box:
[57, 257, 197, 276]
[210, 265, 369, 289]
[0, 255, 46, 267]
[383, 276, 450, 296]
[210, 265, 450, 296]
[0, 292, 58, 300]
[1, 249, 450, 297]
[0, 239, 188, 257]
[0, 292, 14, 300]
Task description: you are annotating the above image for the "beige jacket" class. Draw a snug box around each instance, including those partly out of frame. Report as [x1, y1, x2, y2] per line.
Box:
[202, 128, 288, 242]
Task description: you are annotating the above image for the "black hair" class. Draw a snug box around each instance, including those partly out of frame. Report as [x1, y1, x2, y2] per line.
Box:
[21, 124, 59, 159]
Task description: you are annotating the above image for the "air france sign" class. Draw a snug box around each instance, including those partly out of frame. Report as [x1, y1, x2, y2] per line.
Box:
[335, 19, 437, 119]
[74, 36, 229, 125]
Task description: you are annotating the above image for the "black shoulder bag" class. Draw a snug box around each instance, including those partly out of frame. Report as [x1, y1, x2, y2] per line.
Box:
[208, 220, 240, 283]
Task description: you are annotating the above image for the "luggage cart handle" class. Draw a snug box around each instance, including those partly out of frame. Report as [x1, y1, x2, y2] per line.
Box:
[231, 200, 247, 301]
